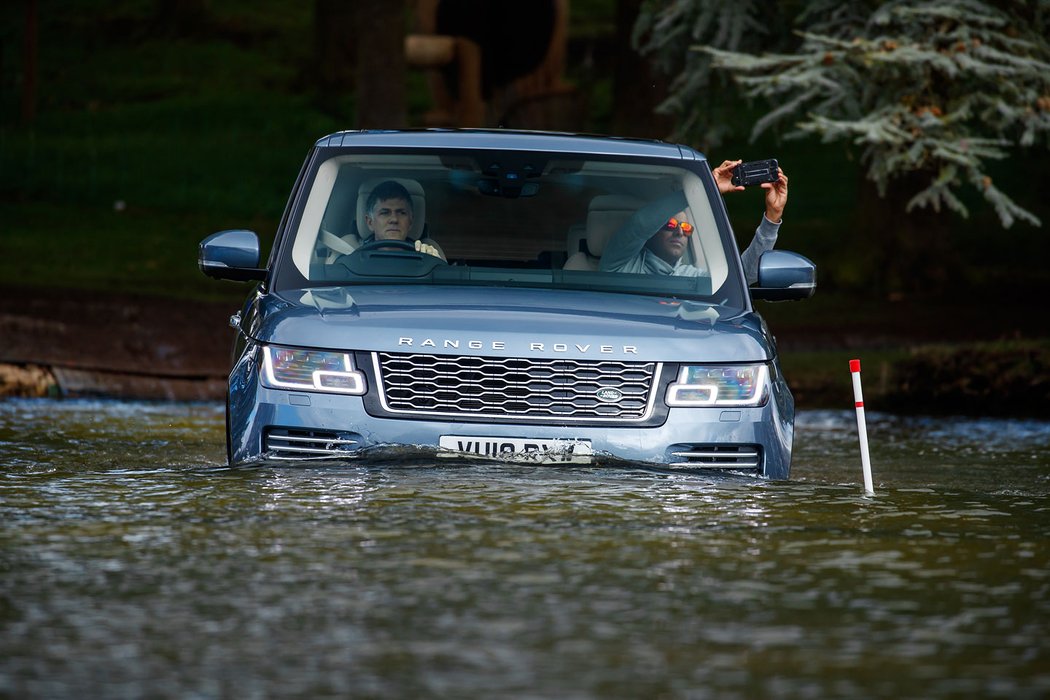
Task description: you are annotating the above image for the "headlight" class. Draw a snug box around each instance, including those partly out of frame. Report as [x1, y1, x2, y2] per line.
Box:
[261, 345, 366, 395]
[666, 364, 768, 407]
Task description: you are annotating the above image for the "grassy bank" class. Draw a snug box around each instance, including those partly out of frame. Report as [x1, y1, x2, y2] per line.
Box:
[781, 340, 1050, 418]
[1, 87, 338, 301]
[0, 2, 331, 300]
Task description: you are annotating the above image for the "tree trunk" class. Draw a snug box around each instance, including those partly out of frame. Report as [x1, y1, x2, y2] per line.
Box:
[155, 0, 208, 36]
[610, 0, 671, 138]
[20, 0, 37, 125]
[354, 0, 407, 129]
[312, 0, 356, 94]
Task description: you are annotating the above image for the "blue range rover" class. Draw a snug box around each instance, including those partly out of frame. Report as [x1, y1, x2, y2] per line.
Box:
[199, 130, 815, 478]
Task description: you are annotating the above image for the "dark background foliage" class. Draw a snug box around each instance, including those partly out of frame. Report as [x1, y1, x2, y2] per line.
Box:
[1, 0, 1047, 323]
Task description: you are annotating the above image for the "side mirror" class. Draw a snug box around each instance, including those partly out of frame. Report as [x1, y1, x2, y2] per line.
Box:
[199, 230, 266, 281]
[751, 250, 816, 301]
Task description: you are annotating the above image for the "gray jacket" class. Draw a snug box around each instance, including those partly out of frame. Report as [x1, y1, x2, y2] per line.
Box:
[598, 190, 779, 284]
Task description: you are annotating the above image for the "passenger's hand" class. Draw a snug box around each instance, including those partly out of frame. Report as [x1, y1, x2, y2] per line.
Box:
[414, 240, 442, 259]
[762, 168, 788, 223]
[712, 159, 745, 195]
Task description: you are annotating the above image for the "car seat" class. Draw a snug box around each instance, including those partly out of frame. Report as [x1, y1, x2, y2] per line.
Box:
[563, 194, 644, 271]
[564, 222, 586, 260]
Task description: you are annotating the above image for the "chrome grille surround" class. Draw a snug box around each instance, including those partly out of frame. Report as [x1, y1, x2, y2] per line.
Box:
[372, 352, 661, 423]
[264, 428, 359, 460]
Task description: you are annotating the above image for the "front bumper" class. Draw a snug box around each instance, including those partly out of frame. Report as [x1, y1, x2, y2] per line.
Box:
[229, 354, 795, 478]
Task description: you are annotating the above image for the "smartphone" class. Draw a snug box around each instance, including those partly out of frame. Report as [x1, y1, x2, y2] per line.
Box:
[731, 159, 779, 187]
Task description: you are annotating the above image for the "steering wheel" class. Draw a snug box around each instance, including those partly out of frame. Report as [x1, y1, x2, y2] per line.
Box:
[355, 239, 417, 253]
[329, 237, 445, 279]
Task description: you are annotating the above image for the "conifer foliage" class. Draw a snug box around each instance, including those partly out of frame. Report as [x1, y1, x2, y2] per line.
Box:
[644, 0, 1050, 227]
[634, 0, 779, 149]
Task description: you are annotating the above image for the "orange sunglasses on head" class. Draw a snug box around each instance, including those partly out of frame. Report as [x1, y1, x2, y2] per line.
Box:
[662, 217, 694, 235]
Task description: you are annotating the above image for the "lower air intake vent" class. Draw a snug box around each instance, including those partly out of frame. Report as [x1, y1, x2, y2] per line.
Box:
[264, 428, 359, 460]
[667, 444, 762, 470]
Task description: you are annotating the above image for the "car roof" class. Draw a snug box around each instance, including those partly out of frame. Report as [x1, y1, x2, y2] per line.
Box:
[314, 128, 707, 163]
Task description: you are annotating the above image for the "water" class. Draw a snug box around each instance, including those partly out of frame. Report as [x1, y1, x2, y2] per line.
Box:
[1, 400, 1048, 699]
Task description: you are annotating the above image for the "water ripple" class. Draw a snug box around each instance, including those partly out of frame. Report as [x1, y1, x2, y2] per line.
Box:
[1, 400, 1049, 698]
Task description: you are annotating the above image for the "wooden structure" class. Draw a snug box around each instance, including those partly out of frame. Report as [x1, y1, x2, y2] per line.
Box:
[404, 0, 577, 129]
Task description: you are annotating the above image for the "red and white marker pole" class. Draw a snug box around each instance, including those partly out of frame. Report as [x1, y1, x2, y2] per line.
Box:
[850, 359, 875, 496]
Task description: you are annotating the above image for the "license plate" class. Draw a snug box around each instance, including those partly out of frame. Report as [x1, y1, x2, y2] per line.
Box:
[439, 436, 594, 464]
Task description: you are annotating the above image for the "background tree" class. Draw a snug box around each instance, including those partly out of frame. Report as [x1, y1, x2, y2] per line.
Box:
[705, 0, 1050, 228]
[311, 0, 356, 102]
[632, 0, 791, 149]
[155, 0, 209, 36]
[694, 0, 1050, 294]
[311, 0, 407, 128]
[609, 0, 673, 138]
[19, 0, 37, 125]
[353, 0, 407, 129]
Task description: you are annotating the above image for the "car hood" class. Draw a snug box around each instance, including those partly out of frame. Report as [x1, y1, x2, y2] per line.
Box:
[244, 286, 773, 362]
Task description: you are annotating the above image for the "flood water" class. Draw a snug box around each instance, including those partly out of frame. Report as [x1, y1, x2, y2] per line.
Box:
[1, 399, 1048, 699]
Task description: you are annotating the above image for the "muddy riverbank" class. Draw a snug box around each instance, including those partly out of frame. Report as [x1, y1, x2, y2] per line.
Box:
[0, 285, 233, 401]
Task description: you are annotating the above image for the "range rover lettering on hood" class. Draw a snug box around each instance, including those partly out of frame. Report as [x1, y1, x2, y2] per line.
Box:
[397, 337, 639, 354]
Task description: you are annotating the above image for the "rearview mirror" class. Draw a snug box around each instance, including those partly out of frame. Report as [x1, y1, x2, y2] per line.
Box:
[477, 177, 539, 198]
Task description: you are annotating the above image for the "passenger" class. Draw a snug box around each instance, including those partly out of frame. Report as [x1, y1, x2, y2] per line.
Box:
[361, 180, 442, 258]
[599, 160, 788, 284]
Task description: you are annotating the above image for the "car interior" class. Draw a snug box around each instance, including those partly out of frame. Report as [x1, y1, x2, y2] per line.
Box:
[289, 154, 728, 298]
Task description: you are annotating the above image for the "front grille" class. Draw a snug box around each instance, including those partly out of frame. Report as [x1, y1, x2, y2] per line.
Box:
[667, 444, 762, 470]
[373, 352, 658, 422]
[264, 428, 359, 460]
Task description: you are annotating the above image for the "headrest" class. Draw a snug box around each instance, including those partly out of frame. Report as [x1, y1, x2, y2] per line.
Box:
[356, 177, 427, 241]
[565, 223, 586, 255]
[585, 194, 644, 257]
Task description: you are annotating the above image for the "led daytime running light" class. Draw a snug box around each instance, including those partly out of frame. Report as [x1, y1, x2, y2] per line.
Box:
[666, 364, 768, 407]
[262, 345, 366, 395]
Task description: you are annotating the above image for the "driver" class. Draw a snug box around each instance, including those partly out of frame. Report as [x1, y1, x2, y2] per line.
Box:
[361, 180, 443, 259]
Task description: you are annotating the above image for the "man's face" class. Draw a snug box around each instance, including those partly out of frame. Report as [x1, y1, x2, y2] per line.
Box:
[366, 197, 413, 241]
[644, 210, 690, 265]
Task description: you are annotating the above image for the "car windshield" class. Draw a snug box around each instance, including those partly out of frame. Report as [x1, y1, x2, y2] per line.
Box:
[274, 148, 747, 309]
